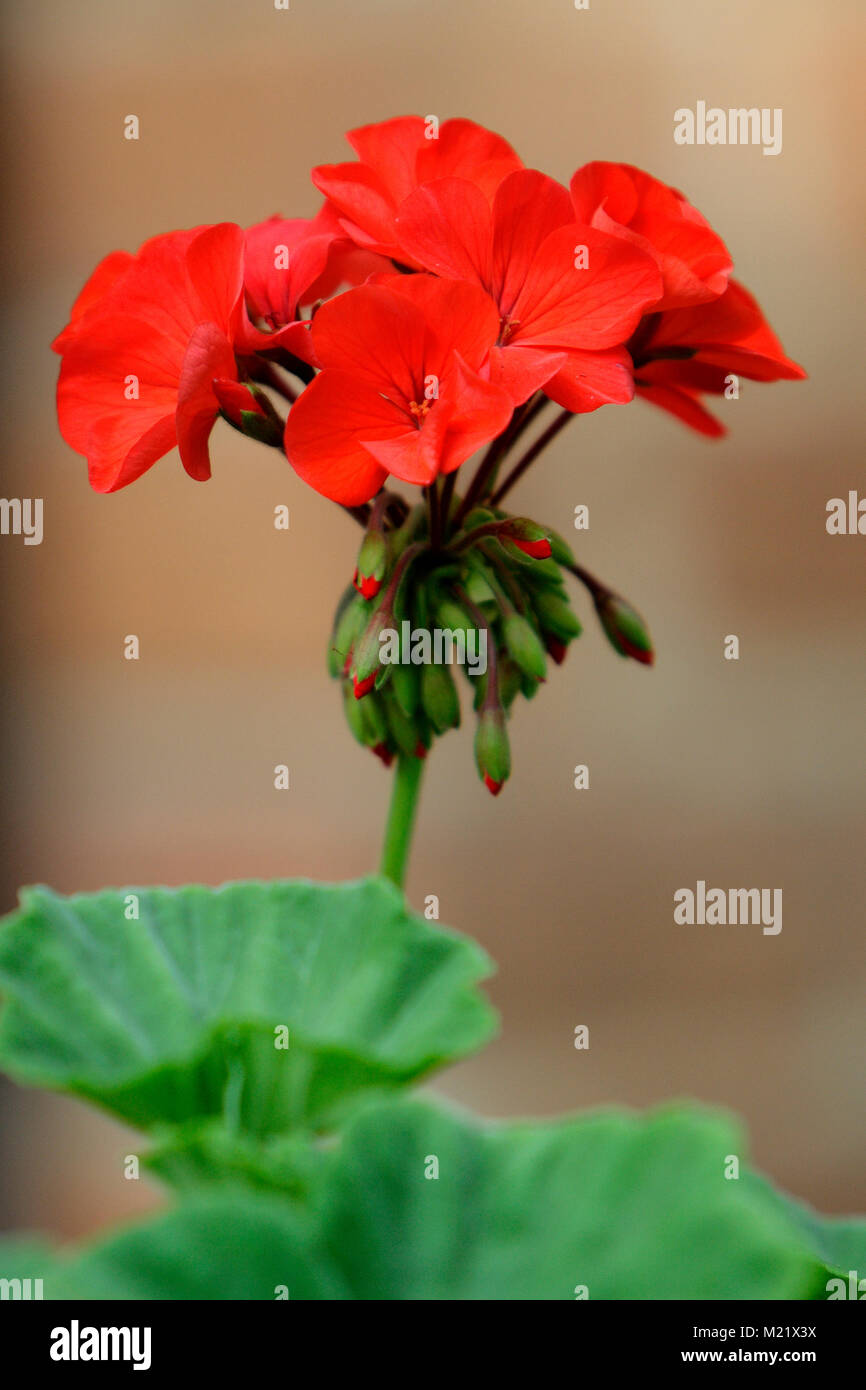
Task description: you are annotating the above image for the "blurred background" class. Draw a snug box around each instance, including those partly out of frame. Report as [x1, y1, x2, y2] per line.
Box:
[1, 0, 863, 1240]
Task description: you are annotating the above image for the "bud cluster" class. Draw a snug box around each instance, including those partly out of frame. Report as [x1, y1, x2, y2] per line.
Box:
[328, 493, 654, 796]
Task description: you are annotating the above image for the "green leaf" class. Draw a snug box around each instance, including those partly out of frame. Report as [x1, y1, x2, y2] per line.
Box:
[743, 1171, 866, 1283]
[47, 1194, 346, 1301]
[309, 1099, 827, 1299]
[18, 1100, 860, 1301]
[0, 878, 495, 1136]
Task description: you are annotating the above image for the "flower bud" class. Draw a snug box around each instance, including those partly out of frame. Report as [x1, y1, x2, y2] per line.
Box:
[498, 517, 553, 560]
[531, 589, 583, 643]
[351, 601, 394, 695]
[212, 378, 283, 446]
[596, 594, 654, 665]
[474, 707, 511, 795]
[390, 662, 421, 718]
[383, 688, 423, 758]
[546, 527, 578, 568]
[421, 662, 461, 734]
[328, 589, 371, 679]
[497, 655, 522, 708]
[545, 637, 568, 665]
[461, 507, 498, 530]
[354, 527, 388, 600]
[502, 612, 547, 681]
[352, 669, 378, 699]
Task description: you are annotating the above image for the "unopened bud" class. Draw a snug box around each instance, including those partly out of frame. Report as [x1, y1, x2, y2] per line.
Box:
[596, 594, 654, 666]
[474, 706, 511, 795]
[390, 662, 421, 717]
[498, 517, 553, 560]
[212, 378, 283, 446]
[502, 612, 547, 681]
[531, 589, 582, 643]
[421, 662, 460, 734]
[329, 589, 370, 679]
[354, 527, 388, 600]
[384, 689, 423, 758]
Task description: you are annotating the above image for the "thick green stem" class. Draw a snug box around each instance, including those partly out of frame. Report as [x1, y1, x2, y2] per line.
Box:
[379, 753, 425, 890]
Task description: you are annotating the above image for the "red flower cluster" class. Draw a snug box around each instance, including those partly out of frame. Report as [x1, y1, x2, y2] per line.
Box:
[54, 116, 804, 499]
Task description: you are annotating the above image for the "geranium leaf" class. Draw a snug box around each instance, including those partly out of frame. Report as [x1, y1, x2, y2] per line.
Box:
[0, 878, 495, 1135]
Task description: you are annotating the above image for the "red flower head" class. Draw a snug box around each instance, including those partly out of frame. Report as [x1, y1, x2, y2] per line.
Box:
[312, 115, 523, 262]
[283, 276, 514, 505]
[54, 224, 245, 492]
[629, 280, 807, 437]
[393, 170, 664, 412]
[570, 162, 733, 312]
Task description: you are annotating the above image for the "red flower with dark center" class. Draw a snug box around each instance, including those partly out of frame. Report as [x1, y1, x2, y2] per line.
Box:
[629, 280, 806, 436]
[283, 276, 514, 505]
[54, 224, 245, 492]
[394, 169, 663, 411]
[570, 162, 733, 312]
[312, 115, 523, 262]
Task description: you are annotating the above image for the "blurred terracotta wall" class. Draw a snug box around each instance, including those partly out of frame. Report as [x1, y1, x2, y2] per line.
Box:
[1, 0, 864, 1238]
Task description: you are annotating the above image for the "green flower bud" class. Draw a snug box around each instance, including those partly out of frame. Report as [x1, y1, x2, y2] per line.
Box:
[360, 689, 389, 746]
[354, 528, 388, 600]
[421, 662, 461, 734]
[352, 602, 393, 696]
[498, 655, 522, 709]
[503, 612, 547, 681]
[342, 681, 371, 747]
[434, 595, 477, 644]
[390, 662, 421, 717]
[596, 594, 654, 665]
[383, 689, 423, 759]
[546, 527, 578, 568]
[531, 589, 583, 642]
[474, 707, 511, 796]
[328, 590, 371, 679]
[461, 507, 497, 530]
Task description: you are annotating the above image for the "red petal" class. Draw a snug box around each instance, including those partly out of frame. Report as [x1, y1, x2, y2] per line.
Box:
[395, 178, 492, 284]
[488, 170, 573, 315]
[544, 347, 636, 412]
[283, 369, 393, 504]
[636, 383, 726, 437]
[52, 250, 135, 352]
[511, 224, 664, 350]
[176, 323, 238, 481]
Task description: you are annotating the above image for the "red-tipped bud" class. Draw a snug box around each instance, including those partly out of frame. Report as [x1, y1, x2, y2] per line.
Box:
[212, 378, 283, 445]
[352, 670, 377, 699]
[414, 741, 428, 760]
[354, 526, 388, 601]
[546, 636, 568, 665]
[371, 742, 394, 767]
[498, 518, 553, 560]
[474, 706, 511, 796]
[596, 594, 655, 666]
[515, 536, 552, 559]
[353, 569, 382, 601]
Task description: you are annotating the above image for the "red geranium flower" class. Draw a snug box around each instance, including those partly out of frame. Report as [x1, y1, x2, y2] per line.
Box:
[393, 169, 663, 411]
[54, 224, 245, 492]
[239, 205, 388, 361]
[312, 115, 523, 262]
[570, 162, 733, 312]
[283, 276, 514, 505]
[629, 280, 807, 436]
